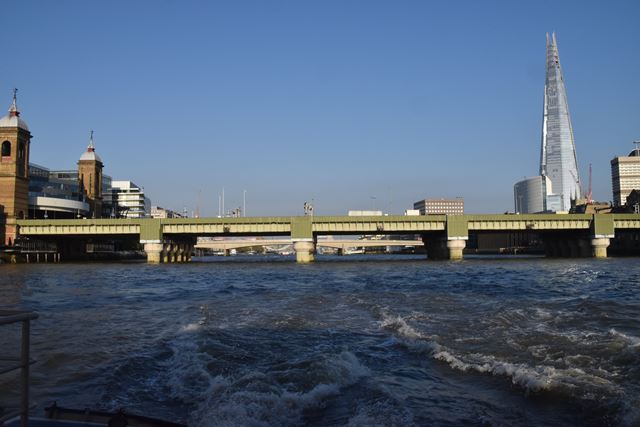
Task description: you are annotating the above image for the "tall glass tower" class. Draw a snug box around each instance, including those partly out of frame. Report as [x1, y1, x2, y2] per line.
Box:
[539, 32, 581, 212]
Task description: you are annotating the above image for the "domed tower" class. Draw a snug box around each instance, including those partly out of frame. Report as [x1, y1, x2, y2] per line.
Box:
[78, 130, 104, 218]
[0, 89, 31, 246]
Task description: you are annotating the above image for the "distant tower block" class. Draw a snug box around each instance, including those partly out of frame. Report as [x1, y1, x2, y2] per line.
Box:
[540, 33, 581, 212]
[0, 89, 32, 246]
[78, 130, 104, 218]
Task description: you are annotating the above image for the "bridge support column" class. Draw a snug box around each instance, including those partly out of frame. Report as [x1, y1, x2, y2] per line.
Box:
[423, 237, 466, 260]
[446, 239, 466, 261]
[162, 244, 173, 263]
[175, 244, 184, 263]
[591, 238, 610, 258]
[293, 240, 315, 263]
[143, 242, 164, 264]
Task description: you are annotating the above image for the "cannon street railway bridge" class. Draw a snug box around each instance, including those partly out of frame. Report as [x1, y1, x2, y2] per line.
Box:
[14, 213, 640, 263]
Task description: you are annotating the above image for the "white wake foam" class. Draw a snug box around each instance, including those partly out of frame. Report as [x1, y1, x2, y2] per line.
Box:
[189, 351, 370, 427]
[378, 311, 622, 396]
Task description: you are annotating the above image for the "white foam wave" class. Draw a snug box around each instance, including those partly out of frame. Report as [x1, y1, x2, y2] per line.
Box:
[609, 328, 640, 348]
[181, 322, 202, 332]
[379, 312, 622, 396]
[190, 351, 370, 427]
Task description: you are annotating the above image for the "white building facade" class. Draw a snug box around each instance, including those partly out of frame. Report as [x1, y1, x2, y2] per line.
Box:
[110, 180, 150, 218]
[611, 149, 640, 207]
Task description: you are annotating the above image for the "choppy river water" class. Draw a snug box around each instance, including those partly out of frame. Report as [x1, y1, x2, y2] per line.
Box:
[1, 255, 639, 426]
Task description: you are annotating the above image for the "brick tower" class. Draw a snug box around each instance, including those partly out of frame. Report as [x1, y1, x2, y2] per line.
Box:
[78, 131, 103, 218]
[0, 90, 31, 246]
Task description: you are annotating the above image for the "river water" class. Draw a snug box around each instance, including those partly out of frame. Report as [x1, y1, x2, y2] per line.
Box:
[1, 255, 639, 426]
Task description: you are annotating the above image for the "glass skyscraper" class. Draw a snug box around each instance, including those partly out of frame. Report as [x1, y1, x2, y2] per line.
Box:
[514, 33, 581, 213]
[539, 32, 581, 212]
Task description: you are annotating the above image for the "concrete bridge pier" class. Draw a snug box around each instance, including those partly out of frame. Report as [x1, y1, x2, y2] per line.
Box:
[143, 242, 164, 264]
[162, 243, 173, 263]
[446, 239, 466, 260]
[144, 241, 193, 263]
[591, 238, 610, 258]
[293, 240, 315, 263]
[422, 236, 466, 260]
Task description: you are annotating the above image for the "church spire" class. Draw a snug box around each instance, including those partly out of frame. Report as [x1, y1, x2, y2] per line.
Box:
[9, 88, 19, 117]
[88, 130, 95, 152]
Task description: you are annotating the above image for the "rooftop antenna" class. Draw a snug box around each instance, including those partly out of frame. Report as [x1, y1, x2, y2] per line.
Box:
[195, 190, 201, 218]
[587, 163, 593, 204]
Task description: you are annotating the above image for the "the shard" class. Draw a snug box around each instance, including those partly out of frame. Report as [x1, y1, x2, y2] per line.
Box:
[539, 32, 581, 212]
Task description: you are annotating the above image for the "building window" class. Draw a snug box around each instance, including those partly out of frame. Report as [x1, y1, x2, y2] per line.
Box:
[1, 140, 10, 157]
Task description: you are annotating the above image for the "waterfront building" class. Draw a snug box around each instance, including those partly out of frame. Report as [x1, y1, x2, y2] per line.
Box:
[110, 180, 150, 218]
[28, 163, 89, 219]
[611, 146, 640, 207]
[0, 91, 31, 246]
[513, 33, 581, 213]
[413, 198, 464, 215]
[77, 131, 104, 218]
[513, 176, 550, 214]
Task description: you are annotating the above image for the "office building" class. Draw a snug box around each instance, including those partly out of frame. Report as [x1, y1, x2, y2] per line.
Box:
[513, 33, 581, 213]
[28, 164, 89, 218]
[514, 175, 551, 214]
[110, 180, 151, 218]
[611, 146, 640, 207]
[413, 198, 464, 215]
[540, 33, 581, 211]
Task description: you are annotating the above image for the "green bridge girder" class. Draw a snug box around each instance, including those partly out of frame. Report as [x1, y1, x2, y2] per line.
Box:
[15, 214, 640, 242]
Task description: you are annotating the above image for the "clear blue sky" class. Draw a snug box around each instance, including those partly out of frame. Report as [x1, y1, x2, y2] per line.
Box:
[3, 1, 639, 215]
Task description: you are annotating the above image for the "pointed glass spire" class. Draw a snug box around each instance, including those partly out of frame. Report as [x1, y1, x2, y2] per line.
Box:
[539, 33, 581, 212]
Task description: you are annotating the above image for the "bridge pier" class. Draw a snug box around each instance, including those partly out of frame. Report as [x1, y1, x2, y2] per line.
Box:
[143, 242, 164, 264]
[591, 238, 610, 258]
[293, 240, 315, 263]
[447, 239, 466, 260]
[143, 241, 193, 263]
[423, 237, 466, 260]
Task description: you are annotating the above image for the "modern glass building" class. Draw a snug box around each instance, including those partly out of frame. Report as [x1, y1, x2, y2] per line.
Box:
[539, 33, 581, 212]
[27, 164, 114, 218]
[514, 176, 550, 214]
[27, 164, 88, 218]
[513, 33, 581, 213]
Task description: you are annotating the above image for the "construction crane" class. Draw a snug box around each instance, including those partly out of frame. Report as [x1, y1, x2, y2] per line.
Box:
[586, 163, 593, 204]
